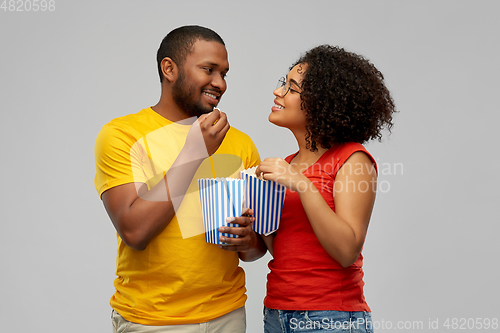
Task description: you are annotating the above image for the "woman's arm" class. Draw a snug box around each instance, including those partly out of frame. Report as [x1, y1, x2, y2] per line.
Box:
[298, 152, 376, 267]
[257, 152, 376, 267]
[260, 233, 275, 256]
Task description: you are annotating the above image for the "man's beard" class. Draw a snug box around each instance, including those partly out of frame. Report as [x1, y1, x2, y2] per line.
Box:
[172, 70, 215, 117]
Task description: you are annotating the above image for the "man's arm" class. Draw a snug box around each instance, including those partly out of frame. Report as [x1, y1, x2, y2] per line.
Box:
[102, 110, 230, 251]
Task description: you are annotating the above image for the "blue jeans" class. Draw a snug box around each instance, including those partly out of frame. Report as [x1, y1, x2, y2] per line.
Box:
[263, 307, 374, 333]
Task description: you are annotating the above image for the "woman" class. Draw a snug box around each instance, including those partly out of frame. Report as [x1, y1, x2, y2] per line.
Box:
[256, 45, 396, 332]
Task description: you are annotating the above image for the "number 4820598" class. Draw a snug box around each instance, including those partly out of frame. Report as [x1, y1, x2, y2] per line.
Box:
[1, 0, 55, 11]
[443, 318, 498, 330]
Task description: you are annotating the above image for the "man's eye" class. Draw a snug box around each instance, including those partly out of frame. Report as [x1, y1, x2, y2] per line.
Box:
[221, 73, 227, 79]
[204, 68, 213, 73]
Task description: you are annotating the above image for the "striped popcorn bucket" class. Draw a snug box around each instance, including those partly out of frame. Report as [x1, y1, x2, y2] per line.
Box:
[198, 178, 245, 244]
[240, 168, 286, 235]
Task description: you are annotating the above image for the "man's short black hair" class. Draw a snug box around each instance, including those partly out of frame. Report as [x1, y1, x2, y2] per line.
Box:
[156, 25, 225, 82]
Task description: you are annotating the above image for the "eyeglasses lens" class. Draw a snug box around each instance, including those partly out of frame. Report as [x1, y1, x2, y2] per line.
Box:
[277, 77, 285, 90]
[283, 81, 290, 95]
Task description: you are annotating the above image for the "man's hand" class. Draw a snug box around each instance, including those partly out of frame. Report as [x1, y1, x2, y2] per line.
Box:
[195, 108, 230, 156]
[217, 208, 255, 251]
[217, 208, 267, 261]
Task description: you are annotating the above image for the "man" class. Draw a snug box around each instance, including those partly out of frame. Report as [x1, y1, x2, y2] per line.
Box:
[94, 25, 266, 332]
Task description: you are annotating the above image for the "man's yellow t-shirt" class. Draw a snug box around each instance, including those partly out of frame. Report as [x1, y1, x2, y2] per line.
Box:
[94, 107, 260, 325]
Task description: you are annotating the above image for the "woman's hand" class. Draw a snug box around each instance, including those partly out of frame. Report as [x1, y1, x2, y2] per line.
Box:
[255, 158, 307, 192]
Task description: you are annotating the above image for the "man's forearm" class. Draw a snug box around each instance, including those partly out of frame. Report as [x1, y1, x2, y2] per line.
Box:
[110, 152, 205, 251]
[238, 231, 268, 262]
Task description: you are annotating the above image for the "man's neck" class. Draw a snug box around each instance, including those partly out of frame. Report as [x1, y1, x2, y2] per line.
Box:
[152, 96, 191, 123]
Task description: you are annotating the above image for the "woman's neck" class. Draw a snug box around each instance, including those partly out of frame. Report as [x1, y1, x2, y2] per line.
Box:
[290, 131, 329, 171]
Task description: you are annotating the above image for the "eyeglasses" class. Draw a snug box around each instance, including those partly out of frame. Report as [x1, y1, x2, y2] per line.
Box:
[276, 77, 301, 96]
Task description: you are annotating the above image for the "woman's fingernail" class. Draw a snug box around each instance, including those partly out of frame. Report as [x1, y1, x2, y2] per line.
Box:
[226, 217, 235, 223]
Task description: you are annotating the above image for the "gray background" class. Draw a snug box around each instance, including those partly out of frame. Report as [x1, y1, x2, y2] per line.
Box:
[1, 1, 499, 332]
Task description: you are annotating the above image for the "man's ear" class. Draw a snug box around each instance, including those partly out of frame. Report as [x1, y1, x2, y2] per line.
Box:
[160, 57, 177, 82]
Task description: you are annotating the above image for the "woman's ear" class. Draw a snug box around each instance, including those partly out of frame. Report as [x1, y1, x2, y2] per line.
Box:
[160, 57, 177, 83]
